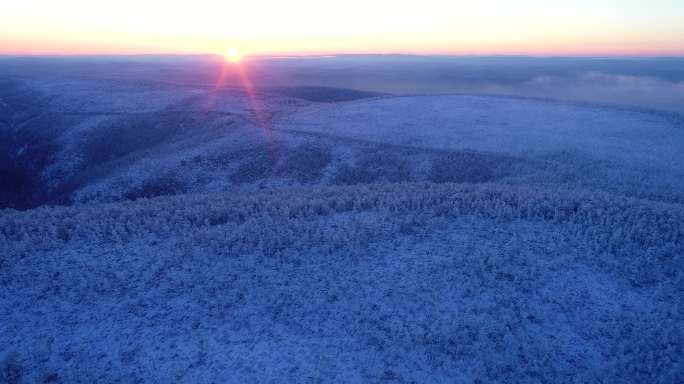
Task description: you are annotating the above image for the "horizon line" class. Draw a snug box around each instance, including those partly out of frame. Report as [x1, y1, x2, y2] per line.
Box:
[2, 52, 684, 59]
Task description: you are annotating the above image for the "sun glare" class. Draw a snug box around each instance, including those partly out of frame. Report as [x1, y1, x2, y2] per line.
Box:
[225, 47, 242, 63]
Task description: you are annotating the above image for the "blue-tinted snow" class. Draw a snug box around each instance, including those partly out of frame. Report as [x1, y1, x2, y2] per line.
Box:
[1, 56, 683, 383]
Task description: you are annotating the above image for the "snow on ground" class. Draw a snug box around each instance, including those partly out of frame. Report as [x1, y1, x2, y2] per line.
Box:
[278, 95, 684, 201]
[1, 79, 683, 382]
[276, 95, 684, 164]
[61, 94, 684, 204]
[1, 184, 682, 383]
[24, 79, 201, 114]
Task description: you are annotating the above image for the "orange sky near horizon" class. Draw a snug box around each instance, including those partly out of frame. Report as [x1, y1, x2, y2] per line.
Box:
[1, 0, 683, 57]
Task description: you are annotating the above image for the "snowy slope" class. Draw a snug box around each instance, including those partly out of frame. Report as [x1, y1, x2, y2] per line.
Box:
[5, 72, 684, 207]
[2, 76, 683, 383]
[277, 95, 684, 201]
[48, 93, 684, 205]
[2, 184, 682, 383]
[277, 95, 684, 165]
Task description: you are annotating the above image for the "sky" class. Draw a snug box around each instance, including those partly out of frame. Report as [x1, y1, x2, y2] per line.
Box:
[1, 0, 683, 56]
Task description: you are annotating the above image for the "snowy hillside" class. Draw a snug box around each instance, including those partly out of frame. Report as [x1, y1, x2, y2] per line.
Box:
[1, 59, 683, 383]
[278, 95, 684, 202]
[2, 183, 682, 382]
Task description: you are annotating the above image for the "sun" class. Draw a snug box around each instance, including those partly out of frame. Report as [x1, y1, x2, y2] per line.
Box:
[224, 47, 242, 63]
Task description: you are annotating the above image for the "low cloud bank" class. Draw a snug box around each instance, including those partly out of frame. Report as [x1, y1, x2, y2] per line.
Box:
[264, 57, 684, 114]
[480, 72, 684, 114]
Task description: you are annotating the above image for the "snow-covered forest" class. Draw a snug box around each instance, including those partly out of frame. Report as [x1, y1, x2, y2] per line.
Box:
[1, 56, 682, 383]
